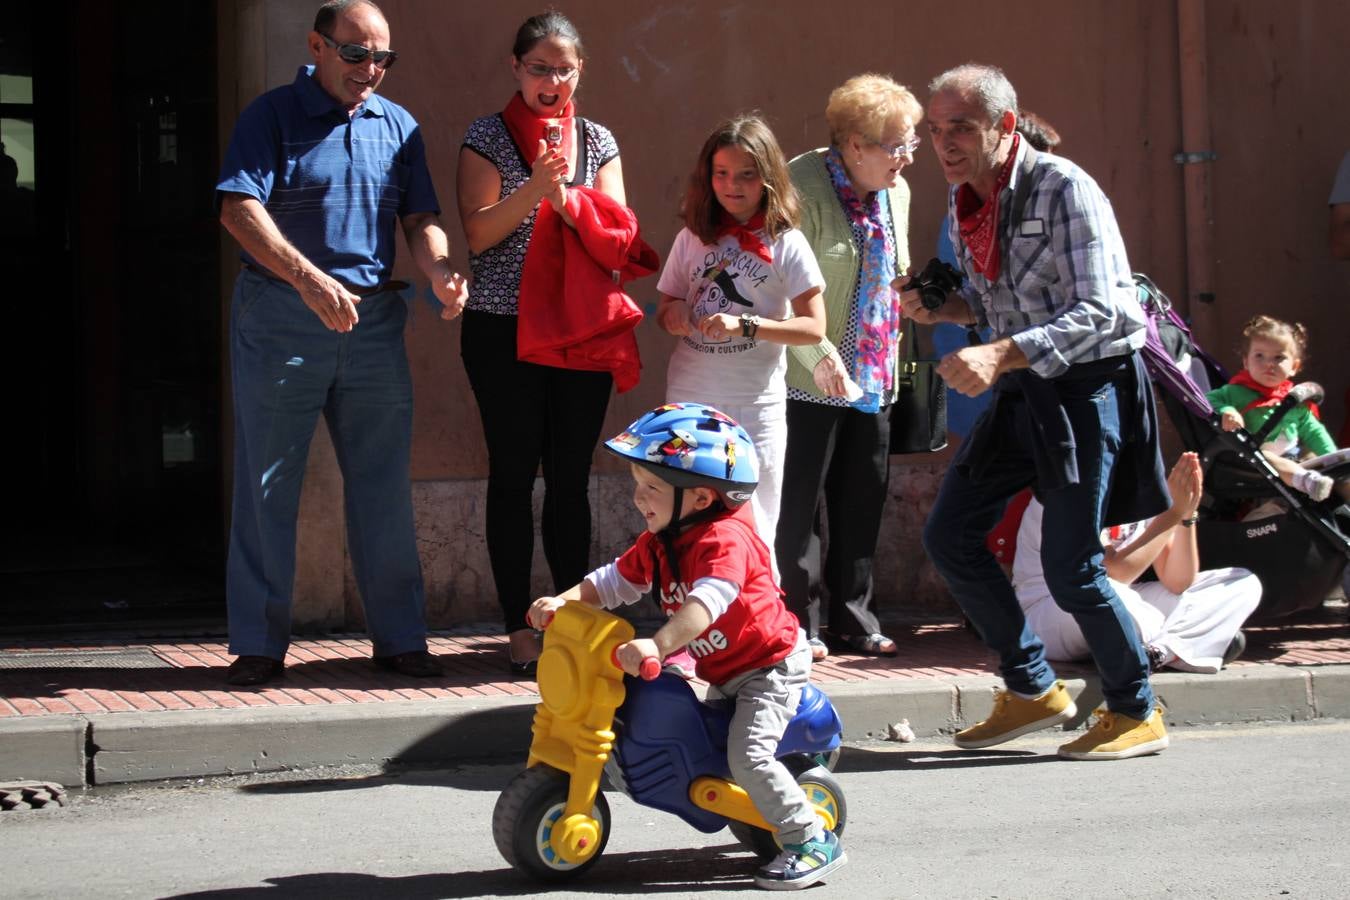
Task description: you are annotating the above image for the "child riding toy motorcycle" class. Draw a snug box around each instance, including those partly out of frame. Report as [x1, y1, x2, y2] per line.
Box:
[493, 402, 847, 891]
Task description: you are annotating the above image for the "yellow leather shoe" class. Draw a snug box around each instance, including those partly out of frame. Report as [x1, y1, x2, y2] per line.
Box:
[1058, 706, 1169, 760]
[954, 680, 1077, 749]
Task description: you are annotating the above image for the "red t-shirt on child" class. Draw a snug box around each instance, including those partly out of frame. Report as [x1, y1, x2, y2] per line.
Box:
[614, 504, 800, 685]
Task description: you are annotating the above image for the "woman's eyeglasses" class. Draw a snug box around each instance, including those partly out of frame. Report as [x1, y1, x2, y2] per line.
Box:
[873, 136, 921, 158]
[319, 32, 398, 70]
[521, 62, 578, 81]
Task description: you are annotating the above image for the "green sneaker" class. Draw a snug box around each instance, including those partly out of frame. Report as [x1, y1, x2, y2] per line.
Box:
[954, 680, 1077, 749]
[753, 828, 846, 890]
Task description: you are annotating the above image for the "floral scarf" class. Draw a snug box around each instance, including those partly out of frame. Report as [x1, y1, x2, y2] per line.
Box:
[825, 146, 898, 413]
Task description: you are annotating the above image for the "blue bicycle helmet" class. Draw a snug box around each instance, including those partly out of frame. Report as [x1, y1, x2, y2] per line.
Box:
[604, 402, 759, 509]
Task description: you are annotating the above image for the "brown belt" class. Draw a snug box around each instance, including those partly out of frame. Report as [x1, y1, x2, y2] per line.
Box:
[244, 264, 409, 296]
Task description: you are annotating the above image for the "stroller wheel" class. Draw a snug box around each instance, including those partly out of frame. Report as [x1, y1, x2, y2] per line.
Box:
[1222, 630, 1247, 667]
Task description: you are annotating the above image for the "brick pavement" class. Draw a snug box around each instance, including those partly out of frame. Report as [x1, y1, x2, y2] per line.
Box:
[3, 609, 1347, 719]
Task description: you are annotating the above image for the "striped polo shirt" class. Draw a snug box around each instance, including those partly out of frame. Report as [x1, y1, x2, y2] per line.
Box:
[216, 65, 439, 290]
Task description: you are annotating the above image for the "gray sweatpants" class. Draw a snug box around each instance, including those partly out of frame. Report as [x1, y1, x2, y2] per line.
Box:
[708, 631, 819, 845]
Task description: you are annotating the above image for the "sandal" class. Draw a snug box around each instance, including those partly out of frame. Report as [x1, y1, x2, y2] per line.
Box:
[835, 632, 898, 657]
[508, 629, 541, 678]
[807, 637, 829, 662]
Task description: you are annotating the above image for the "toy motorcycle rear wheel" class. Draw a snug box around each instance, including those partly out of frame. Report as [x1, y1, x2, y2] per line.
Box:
[728, 762, 847, 862]
[492, 765, 612, 882]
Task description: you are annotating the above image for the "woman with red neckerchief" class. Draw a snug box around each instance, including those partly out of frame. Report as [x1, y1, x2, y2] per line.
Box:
[457, 12, 626, 676]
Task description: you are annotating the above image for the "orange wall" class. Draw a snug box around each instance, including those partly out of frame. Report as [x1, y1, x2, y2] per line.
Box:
[226, 0, 1350, 475]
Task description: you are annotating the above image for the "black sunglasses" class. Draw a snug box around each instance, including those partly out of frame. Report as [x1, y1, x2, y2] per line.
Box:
[318, 32, 398, 70]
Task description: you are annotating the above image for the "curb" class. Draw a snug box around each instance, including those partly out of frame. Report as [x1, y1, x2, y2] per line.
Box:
[3, 664, 1349, 788]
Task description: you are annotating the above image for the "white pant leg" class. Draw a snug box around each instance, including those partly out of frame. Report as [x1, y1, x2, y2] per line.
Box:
[1134, 568, 1262, 673]
[680, 394, 784, 579]
[1022, 579, 1164, 664]
[1021, 595, 1093, 662]
[741, 405, 786, 574]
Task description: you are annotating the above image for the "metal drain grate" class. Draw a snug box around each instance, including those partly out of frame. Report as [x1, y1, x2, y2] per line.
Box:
[0, 648, 170, 669]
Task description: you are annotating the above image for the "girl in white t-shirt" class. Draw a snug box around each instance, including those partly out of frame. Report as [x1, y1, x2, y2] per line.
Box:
[656, 114, 827, 555]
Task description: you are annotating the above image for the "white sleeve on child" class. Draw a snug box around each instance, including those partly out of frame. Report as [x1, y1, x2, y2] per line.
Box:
[686, 576, 739, 619]
[585, 561, 648, 610]
[656, 228, 696, 299]
[775, 229, 827, 297]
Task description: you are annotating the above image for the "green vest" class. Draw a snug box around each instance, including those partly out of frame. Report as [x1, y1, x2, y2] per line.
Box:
[786, 148, 912, 402]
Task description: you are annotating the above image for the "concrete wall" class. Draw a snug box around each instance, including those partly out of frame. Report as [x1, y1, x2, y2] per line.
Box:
[217, 0, 1350, 628]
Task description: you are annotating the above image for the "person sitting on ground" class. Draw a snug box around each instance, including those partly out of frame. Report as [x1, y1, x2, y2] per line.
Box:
[1206, 315, 1344, 503]
[1011, 452, 1261, 674]
[527, 402, 845, 891]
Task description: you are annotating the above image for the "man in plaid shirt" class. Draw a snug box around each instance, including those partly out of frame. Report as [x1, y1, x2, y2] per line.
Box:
[899, 63, 1171, 761]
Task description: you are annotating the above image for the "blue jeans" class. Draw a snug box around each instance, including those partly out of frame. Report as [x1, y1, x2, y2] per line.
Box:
[226, 269, 426, 659]
[922, 365, 1155, 719]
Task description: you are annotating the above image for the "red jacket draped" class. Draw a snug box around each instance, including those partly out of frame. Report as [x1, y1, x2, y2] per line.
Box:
[516, 186, 657, 393]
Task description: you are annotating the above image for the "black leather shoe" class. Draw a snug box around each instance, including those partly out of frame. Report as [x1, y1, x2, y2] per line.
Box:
[373, 650, 443, 677]
[1222, 630, 1247, 667]
[226, 655, 284, 686]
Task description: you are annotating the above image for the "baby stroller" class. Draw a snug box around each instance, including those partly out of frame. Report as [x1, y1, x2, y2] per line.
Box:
[1135, 274, 1350, 618]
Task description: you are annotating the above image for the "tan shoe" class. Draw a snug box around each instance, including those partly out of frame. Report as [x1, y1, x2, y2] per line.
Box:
[954, 680, 1077, 749]
[1057, 706, 1169, 760]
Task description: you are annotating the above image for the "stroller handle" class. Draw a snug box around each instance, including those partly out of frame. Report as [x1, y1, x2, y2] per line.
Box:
[1249, 381, 1323, 446]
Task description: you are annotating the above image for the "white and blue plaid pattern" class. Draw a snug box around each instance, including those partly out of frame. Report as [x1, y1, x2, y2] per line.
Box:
[949, 141, 1146, 378]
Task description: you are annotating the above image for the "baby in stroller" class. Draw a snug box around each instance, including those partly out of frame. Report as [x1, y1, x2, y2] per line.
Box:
[1136, 278, 1350, 618]
[1206, 315, 1345, 504]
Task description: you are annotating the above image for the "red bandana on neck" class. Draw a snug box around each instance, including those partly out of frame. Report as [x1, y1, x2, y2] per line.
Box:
[955, 133, 1020, 281]
[1228, 369, 1320, 418]
[501, 92, 576, 175]
[716, 210, 772, 263]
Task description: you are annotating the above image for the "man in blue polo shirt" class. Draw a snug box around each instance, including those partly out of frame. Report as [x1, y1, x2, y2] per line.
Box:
[216, 0, 468, 686]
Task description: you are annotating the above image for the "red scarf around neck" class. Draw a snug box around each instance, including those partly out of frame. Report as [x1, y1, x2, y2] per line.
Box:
[955, 133, 1020, 281]
[716, 210, 772, 263]
[502, 92, 576, 176]
[1229, 369, 1321, 418]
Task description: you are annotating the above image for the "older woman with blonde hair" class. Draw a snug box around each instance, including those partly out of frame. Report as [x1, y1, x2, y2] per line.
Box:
[776, 74, 923, 659]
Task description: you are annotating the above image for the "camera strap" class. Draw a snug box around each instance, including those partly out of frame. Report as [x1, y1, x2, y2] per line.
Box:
[1005, 144, 1041, 236]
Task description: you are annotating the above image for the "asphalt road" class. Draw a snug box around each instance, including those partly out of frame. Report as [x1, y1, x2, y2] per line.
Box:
[3, 719, 1347, 899]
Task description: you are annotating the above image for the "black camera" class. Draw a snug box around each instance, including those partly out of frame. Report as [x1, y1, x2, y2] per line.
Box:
[904, 258, 963, 310]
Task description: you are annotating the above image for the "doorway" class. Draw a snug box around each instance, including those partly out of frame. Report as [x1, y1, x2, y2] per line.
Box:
[0, 2, 224, 633]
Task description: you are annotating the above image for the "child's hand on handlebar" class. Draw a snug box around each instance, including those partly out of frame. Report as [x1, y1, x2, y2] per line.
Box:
[614, 638, 660, 677]
[527, 596, 565, 630]
[1219, 409, 1245, 432]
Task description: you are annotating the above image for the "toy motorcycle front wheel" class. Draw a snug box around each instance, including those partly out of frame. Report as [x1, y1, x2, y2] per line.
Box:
[492, 765, 612, 882]
[728, 761, 847, 862]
